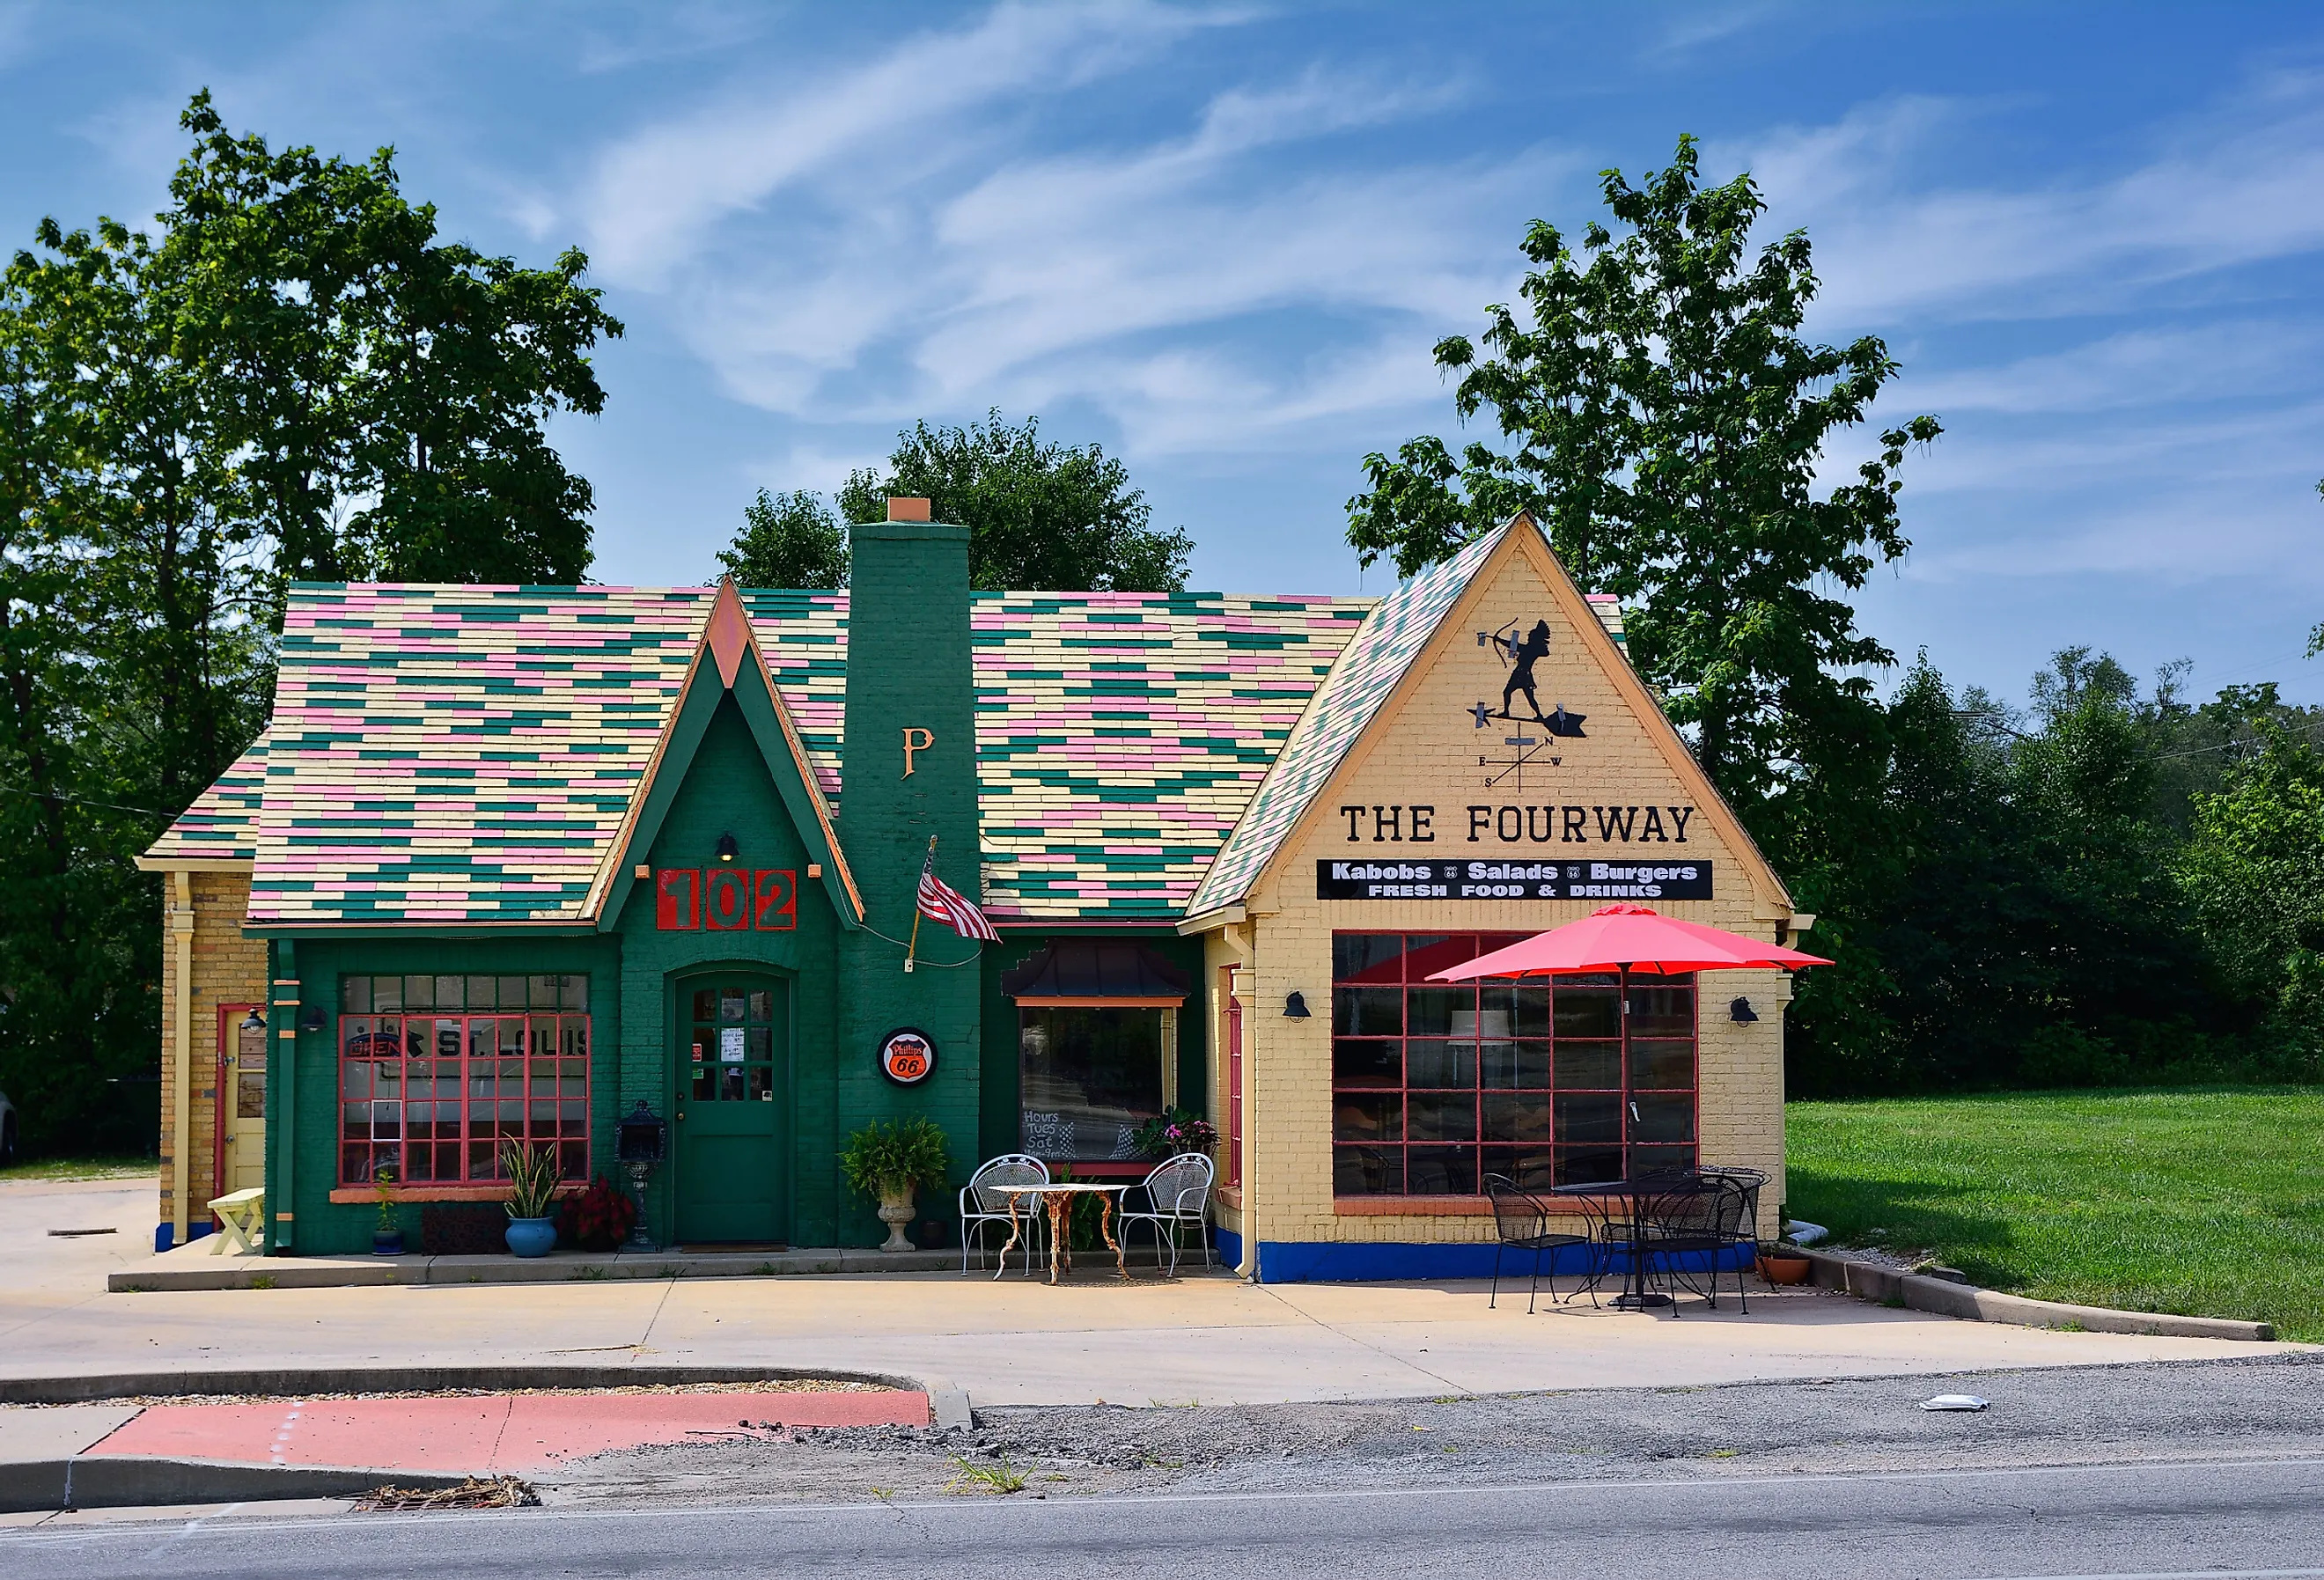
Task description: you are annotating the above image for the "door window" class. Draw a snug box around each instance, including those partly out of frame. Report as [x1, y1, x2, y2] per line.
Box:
[235, 1018, 268, 1119]
[689, 986, 778, 1102]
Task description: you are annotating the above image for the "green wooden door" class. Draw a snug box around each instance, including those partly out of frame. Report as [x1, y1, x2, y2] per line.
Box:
[673, 977, 789, 1244]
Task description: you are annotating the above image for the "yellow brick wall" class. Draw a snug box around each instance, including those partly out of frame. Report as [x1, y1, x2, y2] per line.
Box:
[156, 868, 266, 1231]
[1215, 531, 1793, 1250]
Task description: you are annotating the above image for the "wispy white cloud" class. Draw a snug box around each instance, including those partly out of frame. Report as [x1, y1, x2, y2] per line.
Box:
[1744, 78, 2324, 325]
[1904, 321, 2324, 415]
[577, 11, 1542, 462]
[576, 1, 1221, 289]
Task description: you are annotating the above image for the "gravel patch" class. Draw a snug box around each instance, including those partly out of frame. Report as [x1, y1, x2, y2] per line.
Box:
[542, 1352, 2324, 1509]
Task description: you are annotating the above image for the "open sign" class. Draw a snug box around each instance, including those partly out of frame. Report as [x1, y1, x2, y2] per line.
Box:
[879, 1028, 937, 1086]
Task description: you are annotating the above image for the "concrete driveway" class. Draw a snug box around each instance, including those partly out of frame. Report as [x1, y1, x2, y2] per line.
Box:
[0, 1165, 2301, 1405]
[0, 1173, 153, 1348]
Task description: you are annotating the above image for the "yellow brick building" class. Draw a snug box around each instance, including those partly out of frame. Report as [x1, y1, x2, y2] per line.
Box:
[1180, 515, 1806, 1278]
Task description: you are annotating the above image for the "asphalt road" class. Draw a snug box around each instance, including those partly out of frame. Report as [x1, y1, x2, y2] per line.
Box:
[5, 1456, 2324, 1579]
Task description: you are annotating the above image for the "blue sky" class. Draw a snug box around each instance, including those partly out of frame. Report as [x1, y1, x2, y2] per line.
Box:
[5, 3, 2323, 707]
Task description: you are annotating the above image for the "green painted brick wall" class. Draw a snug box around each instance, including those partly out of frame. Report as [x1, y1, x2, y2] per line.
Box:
[620, 690, 840, 1246]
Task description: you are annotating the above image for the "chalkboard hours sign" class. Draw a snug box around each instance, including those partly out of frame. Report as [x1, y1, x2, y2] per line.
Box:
[1317, 858, 1714, 901]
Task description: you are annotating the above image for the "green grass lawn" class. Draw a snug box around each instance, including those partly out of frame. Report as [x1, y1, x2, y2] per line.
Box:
[1786, 1087, 2324, 1342]
[0, 1155, 150, 1182]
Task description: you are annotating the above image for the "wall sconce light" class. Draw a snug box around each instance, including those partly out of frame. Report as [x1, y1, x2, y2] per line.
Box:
[297, 1005, 327, 1033]
[715, 832, 739, 863]
[1729, 996, 1758, 1024]
[1283, 991, 1312, 1019]
[239, 1008, 267, 1034]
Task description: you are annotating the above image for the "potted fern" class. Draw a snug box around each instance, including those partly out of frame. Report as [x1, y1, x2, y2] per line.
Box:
[500, 1140, 563, 1257]
[841, 1117, 952, 1252]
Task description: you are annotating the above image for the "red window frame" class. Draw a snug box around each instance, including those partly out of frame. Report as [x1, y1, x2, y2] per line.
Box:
[337, 989, 591, 1187]
[1329, 931, 1697, 1196]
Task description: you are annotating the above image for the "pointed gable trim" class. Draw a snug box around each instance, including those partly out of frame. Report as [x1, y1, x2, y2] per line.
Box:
[587, 581, 864, 930]
[1188, 514, 1795, 922]
[1184, 525, 1507, 919]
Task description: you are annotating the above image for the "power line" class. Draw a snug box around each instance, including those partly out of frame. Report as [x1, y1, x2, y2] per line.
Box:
[0, 780, 167, 818]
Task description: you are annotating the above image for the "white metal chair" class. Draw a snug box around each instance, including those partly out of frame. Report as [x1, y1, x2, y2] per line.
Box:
[1119, 1152, 1214, 1277]
[960, 1153, 1050, 1275]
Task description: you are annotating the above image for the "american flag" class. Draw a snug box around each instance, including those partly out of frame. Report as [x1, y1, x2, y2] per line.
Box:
[916, 841, 998, 943]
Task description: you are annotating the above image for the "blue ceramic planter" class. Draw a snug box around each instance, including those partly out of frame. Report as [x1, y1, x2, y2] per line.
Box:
[504, 1216, 557, 1258]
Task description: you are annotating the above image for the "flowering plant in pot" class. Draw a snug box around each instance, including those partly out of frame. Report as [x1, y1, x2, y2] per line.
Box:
[1128, 1107, 1217, 1164]
[840, 1117, 951, 1252]
[500, 1140, 563, 1257]
[371, 1163, 404, 1256]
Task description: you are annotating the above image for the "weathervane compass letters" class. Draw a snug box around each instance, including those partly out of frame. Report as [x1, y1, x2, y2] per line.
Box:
[1473, 617, 1586, 791]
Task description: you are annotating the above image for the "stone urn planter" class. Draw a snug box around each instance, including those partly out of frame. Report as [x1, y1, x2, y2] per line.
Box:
[842, 1117, 952, 1256]
[876, 1185, 918, 1253]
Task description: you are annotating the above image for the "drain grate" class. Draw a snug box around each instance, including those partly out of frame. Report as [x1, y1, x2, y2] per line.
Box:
[355, 1476, 538, 1513]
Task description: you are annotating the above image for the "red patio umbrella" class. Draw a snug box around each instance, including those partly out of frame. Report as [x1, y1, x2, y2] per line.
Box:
[1426, 901, 1830, 1172]
[1425, 903, 1832, 983]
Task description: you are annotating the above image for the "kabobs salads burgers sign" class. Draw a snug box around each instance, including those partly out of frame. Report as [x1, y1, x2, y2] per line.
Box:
[1319, 857, 1713, 901]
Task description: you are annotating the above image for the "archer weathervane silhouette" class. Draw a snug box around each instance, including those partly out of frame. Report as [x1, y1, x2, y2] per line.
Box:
[1474, 616, 1585, 792]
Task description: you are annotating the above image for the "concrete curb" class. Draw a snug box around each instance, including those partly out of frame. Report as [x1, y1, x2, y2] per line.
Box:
[1801, 1249, 2276, 1342]
[2, 1457, 474, 1516]
[0, 1363, 933, 1407]
[105, 1246, 966, 1293]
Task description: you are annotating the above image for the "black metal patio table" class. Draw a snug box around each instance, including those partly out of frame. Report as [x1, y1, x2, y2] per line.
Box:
[1548, 1174, 1721, 1311]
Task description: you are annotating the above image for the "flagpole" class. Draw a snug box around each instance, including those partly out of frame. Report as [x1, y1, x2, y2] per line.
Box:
[905, 835, 935, 974]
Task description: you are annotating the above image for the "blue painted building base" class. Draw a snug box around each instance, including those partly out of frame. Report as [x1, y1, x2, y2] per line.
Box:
[1213, 1227, 1754, 1285]
[154, 1221, 214, 1253]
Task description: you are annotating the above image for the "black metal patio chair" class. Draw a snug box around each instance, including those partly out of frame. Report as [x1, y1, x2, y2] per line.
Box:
[1636, 1171, 1757, 1313]
[1485, 1173, 1601, 1312]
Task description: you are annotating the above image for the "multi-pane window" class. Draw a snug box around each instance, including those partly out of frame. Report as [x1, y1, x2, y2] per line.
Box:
[1019, 1006, 1171, 1162]
[1331, 934, 1696, 1196]
[337, 974, 590, 1187]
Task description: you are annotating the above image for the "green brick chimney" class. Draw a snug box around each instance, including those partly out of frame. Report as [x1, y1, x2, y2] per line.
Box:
[832, 499, 984, 1244]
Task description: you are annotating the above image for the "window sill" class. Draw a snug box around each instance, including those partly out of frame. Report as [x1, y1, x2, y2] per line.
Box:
[1214, 1186, 1243, 1211]
[329, 1185, 533, 1205]
[1334, 1194, 1591, 1217]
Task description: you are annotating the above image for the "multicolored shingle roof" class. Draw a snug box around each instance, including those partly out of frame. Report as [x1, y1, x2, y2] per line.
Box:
[143, 732, 271, 863]
[152, 583, 1374, 925]
[1187, 523, 1511, 917]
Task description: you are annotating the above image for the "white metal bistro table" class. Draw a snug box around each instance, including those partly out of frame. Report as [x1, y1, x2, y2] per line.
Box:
[993, 1182, 1131, 1283]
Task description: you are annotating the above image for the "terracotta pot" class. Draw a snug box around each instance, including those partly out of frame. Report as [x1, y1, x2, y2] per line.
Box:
[1757, 1253, 1811, 1285]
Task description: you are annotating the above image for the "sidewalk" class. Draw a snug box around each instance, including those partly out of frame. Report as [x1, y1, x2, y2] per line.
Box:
[6, 1267, 2303, 1406]
[3, 1179, 2306, 1407]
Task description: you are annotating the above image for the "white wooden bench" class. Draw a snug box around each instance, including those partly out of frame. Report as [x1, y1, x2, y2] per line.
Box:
[209, 1187, 266, 1254]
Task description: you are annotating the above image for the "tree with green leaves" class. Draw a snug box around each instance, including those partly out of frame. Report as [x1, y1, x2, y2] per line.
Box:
[2180, 722, 2324, 1063]
[839, 410, 1189, 592]
[0, 92, 622, 1151]
[717, 489, 849, 589]
[1348, 135, 1941, 871]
